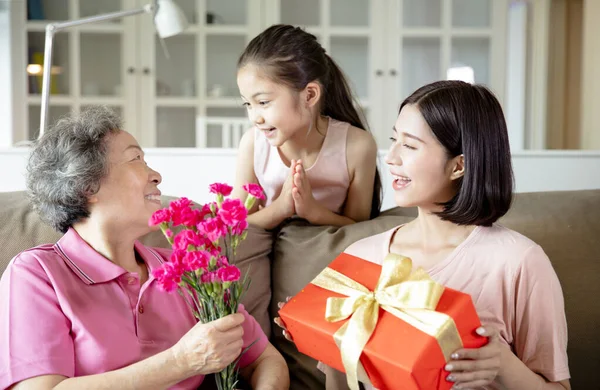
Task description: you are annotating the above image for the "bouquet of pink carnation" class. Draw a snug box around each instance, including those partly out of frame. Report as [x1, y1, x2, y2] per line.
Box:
[149, 182, 265, 390]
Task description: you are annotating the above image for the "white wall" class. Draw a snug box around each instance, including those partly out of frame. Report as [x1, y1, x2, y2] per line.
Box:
[2, 148, 599, 211]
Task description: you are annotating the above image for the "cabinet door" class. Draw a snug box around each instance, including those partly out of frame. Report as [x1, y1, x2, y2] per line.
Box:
[139, 0, 259, 148]
[264, 0, 384, 146]
[24, 0, 136, 140]
[387, 0, 506, 133]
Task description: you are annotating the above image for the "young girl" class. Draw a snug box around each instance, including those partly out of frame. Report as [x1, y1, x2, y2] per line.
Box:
[232, 24, 382, 230]
[278, 81, 570, 390]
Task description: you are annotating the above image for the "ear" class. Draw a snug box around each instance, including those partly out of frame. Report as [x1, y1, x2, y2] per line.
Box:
[449, 154, 465, 181]
[302, 81, 322, 109]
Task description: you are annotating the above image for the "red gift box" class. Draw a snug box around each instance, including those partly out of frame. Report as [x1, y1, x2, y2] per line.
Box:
[279, 253, 487, 390]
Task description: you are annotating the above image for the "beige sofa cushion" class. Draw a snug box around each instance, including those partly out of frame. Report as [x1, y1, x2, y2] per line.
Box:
[270, 212, 415, 389]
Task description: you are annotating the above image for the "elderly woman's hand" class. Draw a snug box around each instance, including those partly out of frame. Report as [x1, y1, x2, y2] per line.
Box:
[171, 313, 245, 377]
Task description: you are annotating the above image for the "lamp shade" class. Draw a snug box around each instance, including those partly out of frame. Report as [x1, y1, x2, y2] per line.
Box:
[154, 0, 188, 38]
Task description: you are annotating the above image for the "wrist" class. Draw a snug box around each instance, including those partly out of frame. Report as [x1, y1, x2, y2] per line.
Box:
[306, 201, 325, 224]
[496, 345, 516, 384]
[168, 344, 192, 379]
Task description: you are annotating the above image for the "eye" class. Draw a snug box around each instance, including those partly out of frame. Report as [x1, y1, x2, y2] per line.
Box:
[259, 100, 269, 106]
[389, 137, 397, 143]
[241, 102, 250, 108]
[402, 144, 417, 150]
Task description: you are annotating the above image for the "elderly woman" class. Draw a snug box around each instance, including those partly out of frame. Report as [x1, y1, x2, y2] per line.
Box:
[0, 108, 289, 390]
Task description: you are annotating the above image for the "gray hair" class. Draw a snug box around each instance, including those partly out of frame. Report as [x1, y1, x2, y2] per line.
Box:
[26, 106, 122, 233]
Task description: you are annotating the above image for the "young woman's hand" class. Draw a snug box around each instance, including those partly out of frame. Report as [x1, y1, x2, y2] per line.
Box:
[273, 297, 294, 343]
[445, 326, 506, 389]
[292, 160, 322, 222]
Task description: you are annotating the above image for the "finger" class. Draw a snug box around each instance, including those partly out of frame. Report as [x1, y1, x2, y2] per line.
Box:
[451, 378, 495, 389]
[446, 357, 499, 374]
[286, 296, 292, 301]
[277, 301, 286, 309]
[475, 326, 498, 339]
[212, 313, 245, 331]
[283, 330, 294, 342]
[447, 368, 496, 384]
[292, 188, 301, 200]
[273, 317, 287, 330]
[451, 344, 499, 361]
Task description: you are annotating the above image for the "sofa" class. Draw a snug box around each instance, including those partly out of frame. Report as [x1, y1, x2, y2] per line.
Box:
[1, 189, 598, 389]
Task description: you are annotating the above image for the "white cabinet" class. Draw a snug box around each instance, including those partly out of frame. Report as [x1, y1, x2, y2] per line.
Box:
[11, 0, 507, 149]
[19, 0, 263, 148]
[267, 0, 507, 147]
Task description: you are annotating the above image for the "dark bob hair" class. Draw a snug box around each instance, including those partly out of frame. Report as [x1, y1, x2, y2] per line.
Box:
[401, 80, 514, 226]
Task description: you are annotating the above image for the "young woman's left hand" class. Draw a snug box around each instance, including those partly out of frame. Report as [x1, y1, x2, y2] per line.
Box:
[292, 160, 321, 222]
[445, 326, 506, 389]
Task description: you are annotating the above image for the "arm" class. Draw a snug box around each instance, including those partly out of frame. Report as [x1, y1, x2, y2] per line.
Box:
[447, 245, 571, 389]
[342, 128, 378, 223]
[239, 343, 290, 390]
[232, 130, 293, 230]
[294, 129, 378, 226]
[1, 254, 246, 390]
[10, 350, 186, 390]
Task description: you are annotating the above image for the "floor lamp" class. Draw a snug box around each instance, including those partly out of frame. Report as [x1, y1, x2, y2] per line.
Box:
[39, 0, 188, 137]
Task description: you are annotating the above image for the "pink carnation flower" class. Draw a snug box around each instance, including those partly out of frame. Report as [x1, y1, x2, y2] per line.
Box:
[149, 208, 171, 226]
[200, 271, 217, 283]
[243, 183, 265, 200]
[209, 183, 233, 197]
[169, 198, 193, 226]
[217, 265, 241, 283]
[218, 198, 248, 227]
[184, 250, 210, 271]
[232, 220, 248, 236]
[173, 230, 202, 251]
[198, 217, 227, 243]
[152, 262, 183, 292]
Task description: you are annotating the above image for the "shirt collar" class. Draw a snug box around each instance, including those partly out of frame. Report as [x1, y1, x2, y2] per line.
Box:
[56, 228, 166, 285]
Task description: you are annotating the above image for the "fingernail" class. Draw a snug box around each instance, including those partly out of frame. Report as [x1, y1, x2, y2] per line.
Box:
[446, 375, 455, 382]
[445, 364, 453, 371]
[451, 353, 459, 359]
[278, 302, 284, 308]
[476, 327, 485, 335]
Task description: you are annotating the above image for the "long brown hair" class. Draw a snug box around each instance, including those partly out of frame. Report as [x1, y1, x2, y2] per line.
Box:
[238, 24, 382, 217]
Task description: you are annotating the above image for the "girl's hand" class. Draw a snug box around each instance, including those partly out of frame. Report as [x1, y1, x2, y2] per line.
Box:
[273, 297, 294, 343]
[445, 326, 505, 389]
[292, 161, 321, 222]
[273, 160, 297, 219]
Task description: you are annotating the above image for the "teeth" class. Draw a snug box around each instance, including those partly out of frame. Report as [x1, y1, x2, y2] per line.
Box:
[393, 175, 411, 182]
[145, 195, 161, 201]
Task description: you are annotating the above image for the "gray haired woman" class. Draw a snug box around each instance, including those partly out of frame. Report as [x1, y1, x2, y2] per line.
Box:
[0, 107, 289, 390]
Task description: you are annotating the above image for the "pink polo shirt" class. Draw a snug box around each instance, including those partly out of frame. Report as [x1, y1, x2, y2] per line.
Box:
[0, 228, 268, 390]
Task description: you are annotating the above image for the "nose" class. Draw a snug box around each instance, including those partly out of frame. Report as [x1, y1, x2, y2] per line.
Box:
[148, 166, 162, 185]
[247, 107, 264, 125]
[385, 142, 402, 167]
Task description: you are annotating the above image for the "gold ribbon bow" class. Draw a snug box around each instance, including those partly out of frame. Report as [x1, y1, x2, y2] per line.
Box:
[311, 254, 463, 390]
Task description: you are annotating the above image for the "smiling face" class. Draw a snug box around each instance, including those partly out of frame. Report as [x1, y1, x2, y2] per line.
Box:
[237, 64, 315, 147]
[90, 130, 163, 230]
[385, 104, 464, 210]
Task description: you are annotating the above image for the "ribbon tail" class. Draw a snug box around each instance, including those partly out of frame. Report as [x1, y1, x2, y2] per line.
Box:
[336, 301, 379, 390]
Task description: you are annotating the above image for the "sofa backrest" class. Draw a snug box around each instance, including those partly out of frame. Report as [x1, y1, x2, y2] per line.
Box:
[269, 190, 600, 389]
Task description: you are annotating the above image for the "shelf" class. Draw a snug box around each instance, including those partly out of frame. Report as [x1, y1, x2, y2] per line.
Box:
[27, 96, 125, 105]
[27, 95, 73, 105]
[205, 98, 243, 107]
[155, 98, 198, 107]
[26, 21, 124, 33]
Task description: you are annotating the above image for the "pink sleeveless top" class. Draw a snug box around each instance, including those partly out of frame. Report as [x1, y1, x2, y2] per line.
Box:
[253, 118, 351, 214]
